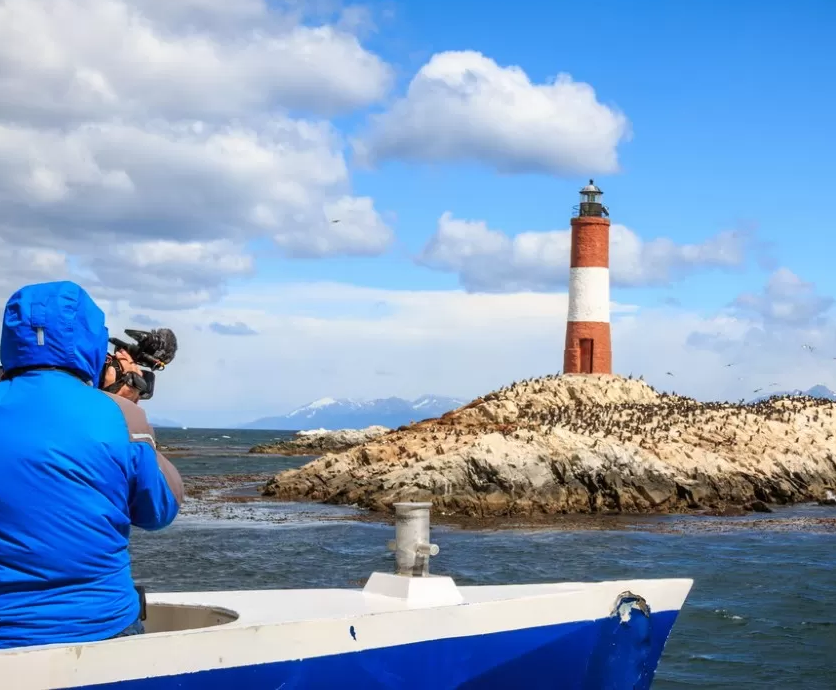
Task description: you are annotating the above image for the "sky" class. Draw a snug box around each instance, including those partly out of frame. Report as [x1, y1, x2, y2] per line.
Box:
[0, 0, 835, 428]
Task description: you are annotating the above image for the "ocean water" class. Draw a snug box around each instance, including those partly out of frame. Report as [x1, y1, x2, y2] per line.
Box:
[130, 428, 836, 689]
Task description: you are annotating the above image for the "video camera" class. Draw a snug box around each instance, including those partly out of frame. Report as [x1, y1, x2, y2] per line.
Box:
[101, 328, 178, 400]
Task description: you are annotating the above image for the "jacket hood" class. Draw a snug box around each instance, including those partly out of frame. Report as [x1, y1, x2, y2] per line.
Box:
[1, 281, 109, 383]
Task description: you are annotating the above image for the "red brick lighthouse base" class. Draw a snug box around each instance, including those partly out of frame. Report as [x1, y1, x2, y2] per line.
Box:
[563, 180, 612, 375]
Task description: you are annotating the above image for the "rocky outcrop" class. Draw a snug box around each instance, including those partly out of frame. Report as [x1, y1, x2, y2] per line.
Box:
[261, 374, 836, 516]
[819, 490, 836, 506]
[249, 425, 390, 456]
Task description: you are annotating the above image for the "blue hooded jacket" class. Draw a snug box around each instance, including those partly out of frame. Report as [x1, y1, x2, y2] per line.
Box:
[0, 281, 182, 649]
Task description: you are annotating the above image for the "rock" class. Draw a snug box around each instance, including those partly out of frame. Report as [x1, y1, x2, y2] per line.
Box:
[705, 505, 748, 517]
[249, 425, 390, 456]
[261, 374, 836, 517]
[818, 490, 836, 506]
[745, 500, 773, 513]
[158, 445, 191, 457]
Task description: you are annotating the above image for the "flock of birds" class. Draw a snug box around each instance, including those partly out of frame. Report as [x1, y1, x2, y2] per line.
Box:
[664, 362, 780, 396]
[470, 371, 836, 456]
[660, 342, 834, 398]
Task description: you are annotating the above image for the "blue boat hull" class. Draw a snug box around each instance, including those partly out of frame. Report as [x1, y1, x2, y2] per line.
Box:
[73, 608, 681, 690]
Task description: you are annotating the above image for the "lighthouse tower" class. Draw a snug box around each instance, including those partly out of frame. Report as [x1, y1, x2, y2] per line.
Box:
[563, 179, 612, 375]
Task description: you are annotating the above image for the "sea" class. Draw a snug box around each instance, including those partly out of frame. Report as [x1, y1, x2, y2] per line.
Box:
[130, 428, 836, 690]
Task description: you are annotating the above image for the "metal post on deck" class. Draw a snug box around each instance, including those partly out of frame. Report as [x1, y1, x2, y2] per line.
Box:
[386, 502, 440, 577]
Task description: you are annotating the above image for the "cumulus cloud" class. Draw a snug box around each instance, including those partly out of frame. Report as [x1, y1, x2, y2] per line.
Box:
[0, 0, 393, 123]
[355, 51, 630, 175]
[733, 268, 833, 326]
[139, 0, 268, 25]
[83, 239, 255, 310]
[129, 314, 163, 327]
[0, 120, 351, 234]
[116, 277, 836, 428]
[271, 195, 394, 258]
[418, 212, 749, 291]
[0, 244, 71, 292]
[0, 0, 394, 309]
[209, 321, 258, 336]
[682, 270, 834, 384]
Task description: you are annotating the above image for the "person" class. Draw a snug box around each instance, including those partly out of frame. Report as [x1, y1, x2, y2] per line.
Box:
[0, 280, 184, 650]
[101, 348, 147, 403]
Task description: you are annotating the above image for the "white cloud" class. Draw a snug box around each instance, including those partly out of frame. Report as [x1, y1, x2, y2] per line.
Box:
[734, 268, 833, 326]
[110, 274, 836, 428]
[84, 239, 255, 310]
[209, 321, 258, 336]
[272, 195, 394, 258]
[0, 0, 393, 122]
[355, 50, 630, 175]
[108, 282, 637, 425]
[0, 244, 71, 290]
[138, 0, 269, 26]
[418, 212, 749, 291]
[0, 119, 350, 240]
[0, 0, 395, 309]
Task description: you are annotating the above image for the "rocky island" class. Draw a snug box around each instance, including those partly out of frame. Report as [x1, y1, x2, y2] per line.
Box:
[261, 374, 836, 517]
[249, 425, 390, 456]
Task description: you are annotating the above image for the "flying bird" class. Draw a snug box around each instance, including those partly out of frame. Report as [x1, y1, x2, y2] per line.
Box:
[666, 371, 674, 377]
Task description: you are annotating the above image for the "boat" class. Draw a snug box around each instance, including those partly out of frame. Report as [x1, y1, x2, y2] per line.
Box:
[0, 503, 692, 690]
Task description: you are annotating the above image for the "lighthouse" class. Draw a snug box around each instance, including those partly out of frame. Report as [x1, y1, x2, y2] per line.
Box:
[563, 179, 612, 375]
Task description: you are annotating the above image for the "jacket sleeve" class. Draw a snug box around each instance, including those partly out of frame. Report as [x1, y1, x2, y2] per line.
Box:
[129, 442, 182, 531]
[105, 392, 184, 530]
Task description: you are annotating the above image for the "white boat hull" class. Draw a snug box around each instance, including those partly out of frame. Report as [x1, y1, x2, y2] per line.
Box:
[0, 575, 693, 690]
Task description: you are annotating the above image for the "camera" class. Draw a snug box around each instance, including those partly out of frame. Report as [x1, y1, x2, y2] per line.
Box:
[100, 328, 178, 400]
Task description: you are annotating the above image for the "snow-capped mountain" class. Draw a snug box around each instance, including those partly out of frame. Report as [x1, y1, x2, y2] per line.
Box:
[412, 395, 460, 411]
[750, 384, 836, 403]
[240, 395, 467, 431]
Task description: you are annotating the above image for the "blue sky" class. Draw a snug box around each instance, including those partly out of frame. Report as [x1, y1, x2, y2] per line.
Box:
[255, 0, 835, 308]
[265, 0, 836, 300]
[0, 0, 834, 426]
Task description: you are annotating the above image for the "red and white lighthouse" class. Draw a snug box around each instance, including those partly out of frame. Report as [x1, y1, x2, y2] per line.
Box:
[563, 179, 612, 375]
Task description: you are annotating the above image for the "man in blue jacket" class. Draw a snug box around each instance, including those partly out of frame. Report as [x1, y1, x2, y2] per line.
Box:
[0, 281, 184, 649]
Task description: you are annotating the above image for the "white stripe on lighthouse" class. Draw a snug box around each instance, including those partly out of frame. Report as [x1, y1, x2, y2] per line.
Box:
[567, 267, 610, 323]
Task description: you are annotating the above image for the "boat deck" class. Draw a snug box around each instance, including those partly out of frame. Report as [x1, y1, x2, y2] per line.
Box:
[142, 576, 693, 630]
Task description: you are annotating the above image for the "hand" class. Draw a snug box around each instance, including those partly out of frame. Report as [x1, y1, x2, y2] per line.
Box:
[102, 350, 143, 403]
